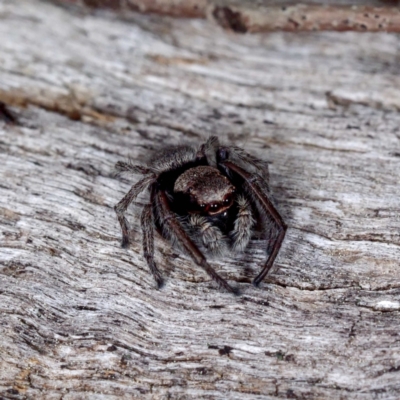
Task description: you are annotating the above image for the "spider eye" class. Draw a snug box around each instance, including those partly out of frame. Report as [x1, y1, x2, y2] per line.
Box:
[223, 194, 233, 205]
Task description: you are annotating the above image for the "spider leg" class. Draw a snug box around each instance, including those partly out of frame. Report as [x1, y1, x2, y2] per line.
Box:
[221, 161, 287, 286]
[114, 175, 155, 247]
[196, 136, 220, 165]
[189, 214, 227, 255]
[115, 160, 153, 176]
[157, 190, 239, 295]
[204, 136, 220, 151]
[140, 203, 163, 288]
[219, 146, 270, 181]
[230, 195, 255, 252]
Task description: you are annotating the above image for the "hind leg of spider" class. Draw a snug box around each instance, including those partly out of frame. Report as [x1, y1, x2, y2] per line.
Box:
[221, 161, 287, 286]
[140, 203, 163, 288]
[114, 175, 154, 247]
[157, 191, 239, 295]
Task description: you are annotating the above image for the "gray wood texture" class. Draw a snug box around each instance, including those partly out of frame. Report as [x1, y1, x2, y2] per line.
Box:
[1, 1, 400, 398]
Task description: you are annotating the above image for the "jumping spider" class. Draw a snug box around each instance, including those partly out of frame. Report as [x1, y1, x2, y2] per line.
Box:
[115, 136, 286, 294]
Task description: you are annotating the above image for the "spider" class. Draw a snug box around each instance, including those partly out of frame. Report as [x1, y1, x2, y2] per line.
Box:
[114, 136, 287, 294]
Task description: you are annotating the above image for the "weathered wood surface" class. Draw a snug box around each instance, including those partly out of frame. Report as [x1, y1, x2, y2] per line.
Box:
[54, 0, 400, 32]
[1, 0, 400, 398]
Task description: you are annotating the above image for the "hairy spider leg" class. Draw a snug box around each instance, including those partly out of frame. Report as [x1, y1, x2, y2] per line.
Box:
[220, 145, 270, 182]
[141, 200, 163, 288]
[221, 161, 287, 286]
[189, 214, 227, 255]
[195, 135, 220, 165]
[157, 190, 239, 295]
[114, 174, 155, 247]
[115, 161, 153, 176]
[230, 195, 255, 252]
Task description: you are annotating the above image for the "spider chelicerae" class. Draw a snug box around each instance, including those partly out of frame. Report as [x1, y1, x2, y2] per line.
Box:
[114, 136, 286, 294]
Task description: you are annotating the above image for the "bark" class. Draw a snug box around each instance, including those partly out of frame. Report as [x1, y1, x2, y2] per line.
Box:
[209, 2, 400, 33]
[0, 0, 400, 399]
[51, 0, 208, 17]
[52, 0, 400, 32]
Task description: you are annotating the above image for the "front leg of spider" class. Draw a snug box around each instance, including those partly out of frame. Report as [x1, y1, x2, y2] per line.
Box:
[219, 151, 287, 286]
[157, 190, 239, 295]
[189, 214, 227, 255]
[230, 195, 255, 252]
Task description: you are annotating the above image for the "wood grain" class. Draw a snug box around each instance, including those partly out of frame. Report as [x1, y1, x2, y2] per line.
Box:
[0, 1, 399, 398]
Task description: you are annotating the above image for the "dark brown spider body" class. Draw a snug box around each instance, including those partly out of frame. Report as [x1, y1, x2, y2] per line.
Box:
[114, 137, 286, 294]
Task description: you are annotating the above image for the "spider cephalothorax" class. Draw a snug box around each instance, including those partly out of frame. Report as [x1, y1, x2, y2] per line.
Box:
[174, 166, 235, 216]
[115, 137, 286, 294]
